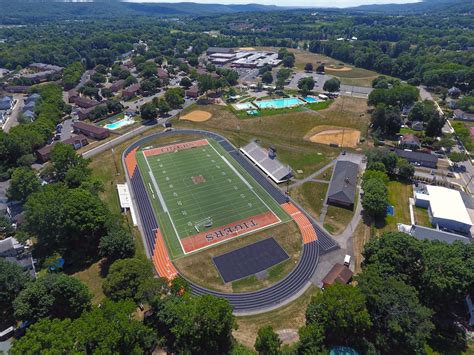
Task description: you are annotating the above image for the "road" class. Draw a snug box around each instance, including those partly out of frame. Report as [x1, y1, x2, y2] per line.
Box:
[82, 99, 194, 160]
[122, 91, 165, 112]
[2, 95, 24, 133]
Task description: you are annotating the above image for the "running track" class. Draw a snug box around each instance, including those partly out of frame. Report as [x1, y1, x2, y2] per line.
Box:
[123, 129, 339, 313]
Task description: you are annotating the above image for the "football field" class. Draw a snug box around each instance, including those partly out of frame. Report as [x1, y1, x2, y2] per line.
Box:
[136, 139, 290, 259]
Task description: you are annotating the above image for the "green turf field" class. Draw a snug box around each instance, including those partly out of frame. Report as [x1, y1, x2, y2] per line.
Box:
[136, 139, 290, 259]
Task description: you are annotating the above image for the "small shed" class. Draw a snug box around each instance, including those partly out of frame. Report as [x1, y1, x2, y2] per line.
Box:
[322, 263, 353, 288]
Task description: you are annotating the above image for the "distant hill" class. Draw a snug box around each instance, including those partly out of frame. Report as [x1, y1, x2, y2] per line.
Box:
[0, 0, 294, 23]
[351, 0, 474, 12]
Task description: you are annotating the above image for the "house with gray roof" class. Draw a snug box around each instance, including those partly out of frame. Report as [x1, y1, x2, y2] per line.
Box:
[327, 160, 359, 210]
[0, 96, 13, 110]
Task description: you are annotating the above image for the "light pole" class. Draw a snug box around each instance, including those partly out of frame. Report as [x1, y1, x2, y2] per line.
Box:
[112, 148, 119, 176]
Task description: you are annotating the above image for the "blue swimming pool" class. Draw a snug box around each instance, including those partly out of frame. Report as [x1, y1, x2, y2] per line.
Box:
[303, 96, 318, 103]
[105, 117, 134, 130]
[254, 97, 303, 109]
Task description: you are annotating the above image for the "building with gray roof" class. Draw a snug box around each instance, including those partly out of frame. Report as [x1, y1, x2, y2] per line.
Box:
[409, 225, 471, 244]
[327, 160, 359, 210]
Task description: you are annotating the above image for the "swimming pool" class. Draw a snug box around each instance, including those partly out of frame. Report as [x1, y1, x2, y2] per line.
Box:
[105, 117, 134, 130]
[254, 97, 303, 109]
[303, 96, 318, 103]
[233, 102, 256, 111]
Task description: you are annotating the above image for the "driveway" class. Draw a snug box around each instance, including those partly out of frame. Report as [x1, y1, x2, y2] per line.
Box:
[2, 95, 24, 133]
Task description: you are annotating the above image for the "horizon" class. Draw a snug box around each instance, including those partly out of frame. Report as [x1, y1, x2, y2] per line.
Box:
[123, 0, 422, 8]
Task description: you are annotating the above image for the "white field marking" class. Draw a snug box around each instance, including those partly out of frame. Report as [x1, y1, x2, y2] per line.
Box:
[142, 152, 184, 253]
[207, 142, 280, 223]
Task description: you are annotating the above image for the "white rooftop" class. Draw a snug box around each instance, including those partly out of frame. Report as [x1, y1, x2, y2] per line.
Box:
[426, 185, 472, 227]
[117, 183, 138, 226]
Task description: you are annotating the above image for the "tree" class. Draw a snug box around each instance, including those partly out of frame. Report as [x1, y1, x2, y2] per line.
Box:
[140, 102, 157, 121]
[397, 158, 414, 179]
[165, 88, 185, 108]
[361, 178, 388, 218]
[148, 294, 234, 354]
[10, 318, 76, 354]
[304, 63, 313, 72]
[323, 77, 340, 92]
[7, 167, 40, 202]
[261, 71, 273, 84]
[372, 76, 389, 89]
[124, 75, 138, 88]
[11, 301, 156, 354]
[366, 148, 398, 174]
[0, 259, 29, 321]
[103, 258, 155, 302]
[24, 184, 108, 261]
[180, 77, 192, 89]
[298, 77, 315, 96]
[296, 324, 326, 354]
[358, 266, 434, 354]
[306, 283, 371, 347]
[156, 98, 171, 116]
[99, 227, 135, 261]
[13, 273, 91, 322]
[371, 103, 402, 137]
[0, 215, 14, 237]
[282, 54, 295, 68]
[316, 64, 325, 73]
[254, 326, 281, 355]
[197, 74, 215, 94]
[362, 232, 424, 286]
[361, 169, 389, 188]
[50, 143, 91, 183]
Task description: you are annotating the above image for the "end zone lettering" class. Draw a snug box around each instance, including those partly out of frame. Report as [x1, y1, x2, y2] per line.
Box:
[205, 220, 258, 242]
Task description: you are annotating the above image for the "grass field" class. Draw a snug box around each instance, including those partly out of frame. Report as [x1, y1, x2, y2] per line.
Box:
[136, 138, 290, 258]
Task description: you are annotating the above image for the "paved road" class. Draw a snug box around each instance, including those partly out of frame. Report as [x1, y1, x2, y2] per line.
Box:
[2, 95, 24, 133]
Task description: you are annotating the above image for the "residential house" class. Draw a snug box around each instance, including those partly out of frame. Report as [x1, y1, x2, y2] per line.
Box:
[70, 96, 100, 109]
[448, 86, 461, 98]
[453, 109, 474, 121]
[109, 80, 125, 92]
[122, 84, 140, 100]
[185, 85, 199, 98]
[5, 86, 29, 93]
[73, 121, 110, 140]
[327, 160, 359, 210]
[394, 148, 438, 169]
[157, 68, 169, 80]
[68, 89, 79, 103]
[411, 121, 424, 131]
[399, 134, 421, 150]
[0, 237, 35, 278]
[0, 96, 13, 110]
[21, 110, 36, 122]
[36, 135, 88, 162]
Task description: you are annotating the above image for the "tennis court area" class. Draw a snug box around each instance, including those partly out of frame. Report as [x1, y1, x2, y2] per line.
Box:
[136, 139, 290, 259]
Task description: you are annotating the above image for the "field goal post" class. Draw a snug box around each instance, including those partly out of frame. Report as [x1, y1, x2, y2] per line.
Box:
[194, 217, 213, 232]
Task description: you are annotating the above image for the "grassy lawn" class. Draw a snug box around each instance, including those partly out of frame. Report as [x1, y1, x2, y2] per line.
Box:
[314, 165, 334, 181]
[378, 180, 412, 233]
[414, 207, 432, 227]
[324, 204, 355, 236]
[175, 96, 369, 178]
[174, 221, 302, 293]
[289, 181, 328, 219]
[352, 221, 372, 274]
[234, 285, 319, 349]
[73, 261, 106, 305]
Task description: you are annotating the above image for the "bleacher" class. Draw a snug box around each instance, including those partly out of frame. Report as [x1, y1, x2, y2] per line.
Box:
[240, 141, 292, 184]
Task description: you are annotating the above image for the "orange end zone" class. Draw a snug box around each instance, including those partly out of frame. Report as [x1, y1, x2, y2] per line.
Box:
[152, 228, 178, 280]
[281, 202, 317, 244]
[125, 147, 139, 177]
[143, 139, 209, 157]
[180, 211, 280, 254]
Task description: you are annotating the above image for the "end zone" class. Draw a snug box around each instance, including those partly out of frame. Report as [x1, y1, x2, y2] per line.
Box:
[181, 211, 281, 254]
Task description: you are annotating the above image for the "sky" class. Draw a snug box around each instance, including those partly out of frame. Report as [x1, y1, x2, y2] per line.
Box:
[126, 0, 421, 7]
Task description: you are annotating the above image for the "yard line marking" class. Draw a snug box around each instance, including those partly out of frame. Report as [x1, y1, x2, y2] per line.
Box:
[143, 151, 184, 253]
[207, 141, 280, 222]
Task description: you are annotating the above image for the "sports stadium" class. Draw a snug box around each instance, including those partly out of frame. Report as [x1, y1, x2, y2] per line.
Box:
[123, 129, 339, 313]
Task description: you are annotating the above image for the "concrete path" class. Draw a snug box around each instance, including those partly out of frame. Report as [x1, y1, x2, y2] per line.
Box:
[289, 160, 336, 189]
